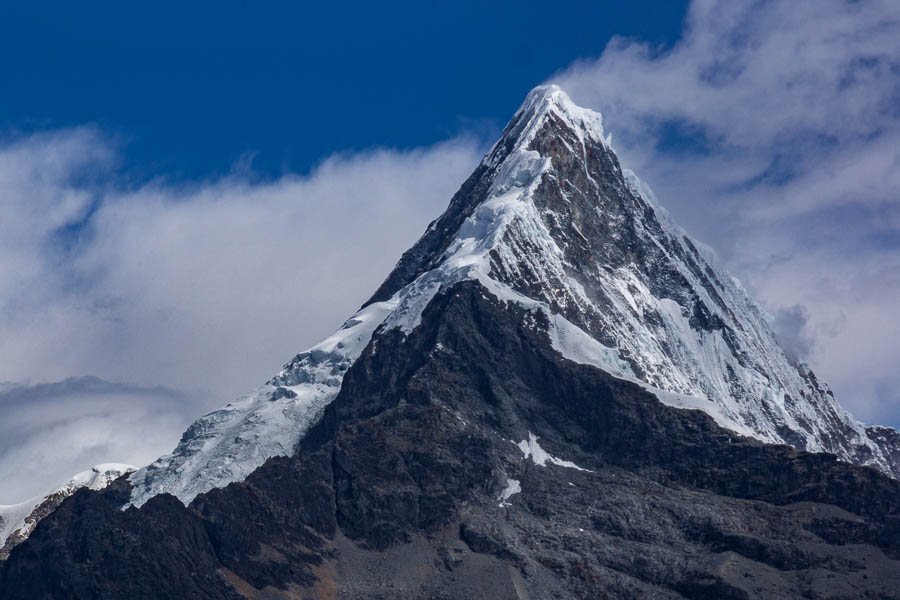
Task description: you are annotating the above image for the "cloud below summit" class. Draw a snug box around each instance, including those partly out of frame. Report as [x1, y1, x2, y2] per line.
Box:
[0, 131, 483, 401]
[552, 0, 900, 424]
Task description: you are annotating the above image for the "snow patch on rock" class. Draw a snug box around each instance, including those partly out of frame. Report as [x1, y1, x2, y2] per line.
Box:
[498, 478, 521, 507]
[516, 433, 591, 472]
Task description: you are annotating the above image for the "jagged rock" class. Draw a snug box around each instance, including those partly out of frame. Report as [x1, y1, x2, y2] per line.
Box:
[0, 464, 133, 561]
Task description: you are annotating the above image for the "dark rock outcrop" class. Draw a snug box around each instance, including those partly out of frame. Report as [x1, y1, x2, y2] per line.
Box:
[4, 282, 900, 599]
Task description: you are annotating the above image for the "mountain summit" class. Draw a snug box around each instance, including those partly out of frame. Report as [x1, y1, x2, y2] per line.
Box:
[3, 86, 900, 599]
[365, 83, 899, 473]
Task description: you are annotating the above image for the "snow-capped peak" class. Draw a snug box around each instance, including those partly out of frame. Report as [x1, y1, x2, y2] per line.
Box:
[363, 83, 900, 477]
[483, 84, 609, 169]
[125, 84, 900, 512]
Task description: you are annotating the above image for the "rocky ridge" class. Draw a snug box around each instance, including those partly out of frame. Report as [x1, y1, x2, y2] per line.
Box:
[2, 283, 900, 598]
[0, 464, 133, 560]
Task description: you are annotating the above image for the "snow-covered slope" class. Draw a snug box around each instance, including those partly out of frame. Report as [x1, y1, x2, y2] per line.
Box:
[0, 463, 133, 559]
[128, 84, 900, 509]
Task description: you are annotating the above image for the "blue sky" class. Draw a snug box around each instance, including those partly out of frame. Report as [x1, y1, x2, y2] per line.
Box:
[2, 0, 899, 501]
[1, 1, 687, 180]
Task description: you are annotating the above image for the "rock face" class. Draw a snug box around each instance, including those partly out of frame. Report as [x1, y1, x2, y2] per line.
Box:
[3, 86, 900, 598]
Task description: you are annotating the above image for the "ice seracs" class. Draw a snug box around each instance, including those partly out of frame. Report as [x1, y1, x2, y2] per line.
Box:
[127, 299, 397, 507]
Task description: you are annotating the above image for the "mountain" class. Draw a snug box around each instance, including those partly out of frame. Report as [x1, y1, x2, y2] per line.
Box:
[127, 85, 900, 511]
[0, 464, 133, 560]
[3, 86, 900, 599]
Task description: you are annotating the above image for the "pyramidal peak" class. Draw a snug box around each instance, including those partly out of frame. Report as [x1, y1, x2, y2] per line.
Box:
[125, 84, 900, 511]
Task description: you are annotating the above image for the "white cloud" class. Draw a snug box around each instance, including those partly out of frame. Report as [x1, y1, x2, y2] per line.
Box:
[552, 0, 900, 425]
[0, 131, 483, 402]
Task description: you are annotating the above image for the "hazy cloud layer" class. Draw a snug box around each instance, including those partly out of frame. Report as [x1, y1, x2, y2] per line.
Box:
[0, 377, 213, 502]
[553, 0, 900, 424]
[0, 130, 482, 399]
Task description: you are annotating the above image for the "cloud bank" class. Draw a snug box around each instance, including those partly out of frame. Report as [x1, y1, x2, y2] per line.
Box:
[553, 0, 900, 423]
[0, 130, 482, 399]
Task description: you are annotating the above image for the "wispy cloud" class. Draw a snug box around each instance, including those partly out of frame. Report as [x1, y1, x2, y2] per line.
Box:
[552, 0, 900, 424]
[0, 377, 211, 502]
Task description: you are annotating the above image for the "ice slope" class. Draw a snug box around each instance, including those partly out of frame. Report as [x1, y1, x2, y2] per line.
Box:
[128, 84, 900, 509]
[0, 463, 133, 555]
[128, 300, 396, 507]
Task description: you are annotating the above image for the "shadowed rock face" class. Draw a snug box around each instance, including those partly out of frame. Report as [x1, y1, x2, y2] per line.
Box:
[3, 282, 900, 599]
[0, 491, 72, 562]
[0, 464, 134, 561]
